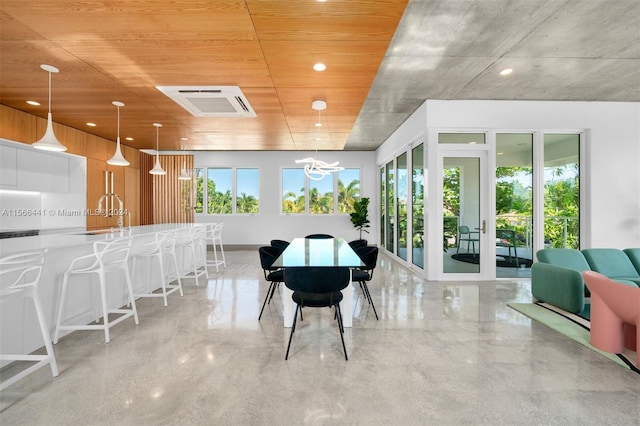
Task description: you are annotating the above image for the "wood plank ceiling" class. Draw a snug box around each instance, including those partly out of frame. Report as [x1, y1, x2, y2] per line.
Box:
[0, 0, 408, 151]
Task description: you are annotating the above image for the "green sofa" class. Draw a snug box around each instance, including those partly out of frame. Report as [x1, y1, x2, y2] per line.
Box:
[531, 248, 640, 314]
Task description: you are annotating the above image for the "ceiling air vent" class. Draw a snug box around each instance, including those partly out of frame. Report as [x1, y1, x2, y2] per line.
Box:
[156, 86, 256, 118]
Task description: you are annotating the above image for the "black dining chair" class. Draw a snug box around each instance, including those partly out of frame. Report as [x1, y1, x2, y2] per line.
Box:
[348, 239, 368, 250]
[304, 234, 334, 239]
[258, 246, 285, 320]
[270, 239, 290, 252]
[283, 267, 351, 360]
[352, 245, 379, 320]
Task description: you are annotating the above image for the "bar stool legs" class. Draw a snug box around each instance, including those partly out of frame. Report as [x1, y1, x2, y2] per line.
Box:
[54, 237, 139, 344]
[206, 223, 226, 272]
[0, 250, 59, 390]
[131, 231, 183, 306]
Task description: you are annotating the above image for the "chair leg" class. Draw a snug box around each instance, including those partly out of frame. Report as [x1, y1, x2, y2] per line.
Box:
[258, 282, 275, 320]
[124, 266, 139, 325]
[362, 282, 379, 320]
[170, 252, 184, 296]
[32, 292, 59, 377]
[158, 255, 168, 307]
[285, 305, 299, 360]
[98, 270, 110, 343]
[54, 273, 71, 344]
[335, 303, 348, 361]
[267, 281, 279, 303]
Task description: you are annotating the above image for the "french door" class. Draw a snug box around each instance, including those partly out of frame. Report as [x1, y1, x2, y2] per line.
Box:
[438, 150, 491, 280]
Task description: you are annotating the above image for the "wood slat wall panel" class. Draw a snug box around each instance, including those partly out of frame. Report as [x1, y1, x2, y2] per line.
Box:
[140, 152, 154, 225]
[151, 155, 194, 224]
[0, 105, 37, 142]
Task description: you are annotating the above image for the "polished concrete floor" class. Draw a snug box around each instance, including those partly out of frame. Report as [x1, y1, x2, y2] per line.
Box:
[1, 249, 639, 425]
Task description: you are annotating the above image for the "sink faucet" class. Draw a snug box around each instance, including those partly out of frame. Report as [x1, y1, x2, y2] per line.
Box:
[97, 170, 128, 231]
[97, 187, 126, 230]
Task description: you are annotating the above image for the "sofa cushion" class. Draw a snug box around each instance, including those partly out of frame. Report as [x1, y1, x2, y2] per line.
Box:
[536, 248, 591, 272]
[623, 248, 640, 275]
[531, 262, 586, 314]
[582, 248, 640, 285]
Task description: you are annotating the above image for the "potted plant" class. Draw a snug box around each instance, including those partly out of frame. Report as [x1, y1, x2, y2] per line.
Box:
[350, 197, 370, 240]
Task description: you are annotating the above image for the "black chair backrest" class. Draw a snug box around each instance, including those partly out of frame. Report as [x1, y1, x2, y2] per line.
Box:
[356, 246, 379, 272]
[284, 267, 351, 294]
[270, 239, 290, 252]
[259, 246, 281, 271]
[305, 234, 334, 239]
[348, 239, 368, 250]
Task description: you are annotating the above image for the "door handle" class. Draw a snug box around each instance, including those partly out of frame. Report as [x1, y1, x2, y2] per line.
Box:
[481, 220, 486, 234]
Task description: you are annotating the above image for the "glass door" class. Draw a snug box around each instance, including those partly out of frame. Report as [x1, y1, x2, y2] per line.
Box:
[439, 150, 490, 279]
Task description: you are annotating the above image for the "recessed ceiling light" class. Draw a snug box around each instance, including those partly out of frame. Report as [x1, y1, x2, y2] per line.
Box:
[469, 141, 477, 144]
[313, 63, 326, 72]
[316, 0, 327, 2]
[497, 152, 504, 155]
[500, 68, 513, 76]
[86, 122, 97, 127]
[26, 100, 40, 106]
[125, 137, 134, 141]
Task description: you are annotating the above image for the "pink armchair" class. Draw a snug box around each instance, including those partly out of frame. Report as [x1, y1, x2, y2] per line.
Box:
[582, 271, 639, 368]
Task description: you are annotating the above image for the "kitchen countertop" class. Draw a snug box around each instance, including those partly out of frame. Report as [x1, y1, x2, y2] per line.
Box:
[0, 223, 204, 257]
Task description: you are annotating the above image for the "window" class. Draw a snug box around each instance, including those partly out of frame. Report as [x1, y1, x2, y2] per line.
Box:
[338, 168, 360, 213]
[194, 168, 204, 213]
[236, 168, 259, 214]
[281, 168, 361, 214]
[411, 144, 424, 268]
[207, 168, 232, 214]
[282, 168, 305, 213]
[310, 177, 333, 214]
[195, 167, 260, 215]
[544, 134, 580, 249]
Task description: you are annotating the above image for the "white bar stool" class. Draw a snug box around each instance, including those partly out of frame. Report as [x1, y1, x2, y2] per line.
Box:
[54, 236, 139, 344]
[131, 230, 183, 306]
[0, 250, 59, 390]
[176, 226, 208, 286]
[205, 223, 226, 272]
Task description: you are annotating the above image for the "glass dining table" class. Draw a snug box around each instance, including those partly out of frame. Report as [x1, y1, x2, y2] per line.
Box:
[272, 237, 364, 328]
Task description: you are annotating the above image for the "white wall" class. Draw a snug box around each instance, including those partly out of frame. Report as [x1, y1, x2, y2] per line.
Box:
[192, 150, 377, 245]
[376, 99, 640, 249]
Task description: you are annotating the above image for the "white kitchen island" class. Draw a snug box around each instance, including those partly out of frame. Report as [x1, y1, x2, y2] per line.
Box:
[0, 223, 206, 365]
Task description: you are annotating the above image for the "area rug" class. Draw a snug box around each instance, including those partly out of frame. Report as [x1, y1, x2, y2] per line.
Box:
[452, 253, 533, 268]
[508, 302, 639, 374]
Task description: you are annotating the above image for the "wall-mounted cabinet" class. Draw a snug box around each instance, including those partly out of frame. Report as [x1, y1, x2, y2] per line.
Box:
[0, 138, 86, 231]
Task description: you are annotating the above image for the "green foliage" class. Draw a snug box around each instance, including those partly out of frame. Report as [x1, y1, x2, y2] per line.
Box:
[236, 193, 259, 214]
[350, 197, 370, 239]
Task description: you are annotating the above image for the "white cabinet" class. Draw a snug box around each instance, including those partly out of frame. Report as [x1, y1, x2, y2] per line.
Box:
[0, 145, 17, 188]
[16, 148, 70, 192]
[0, 139, 86, 231]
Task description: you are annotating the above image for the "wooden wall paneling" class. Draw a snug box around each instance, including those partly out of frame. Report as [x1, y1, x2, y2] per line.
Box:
[123, 144, 139, 168]
[50, 124, 87, 157]
[86, 157, 104, 230]
[140, 152, 154, 225]
[124, 166, 140, 226]
[85, 133, 109, 161]
[151, 155, 194, 224]
[0, 105, 37, 143]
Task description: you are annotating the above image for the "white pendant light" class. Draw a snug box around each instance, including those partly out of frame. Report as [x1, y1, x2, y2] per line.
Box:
[106, 101, 130, 166]
[33, 64, 67, 152]
[149, 123, 166, 175]
[295, 100, 343, 180]
[178, 137, 191, 181]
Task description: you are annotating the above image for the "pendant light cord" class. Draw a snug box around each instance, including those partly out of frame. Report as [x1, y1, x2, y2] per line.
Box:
[47, 71, 52, 114]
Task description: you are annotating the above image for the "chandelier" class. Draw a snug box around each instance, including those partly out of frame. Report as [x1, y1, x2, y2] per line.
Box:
[295, 100, 343, 180]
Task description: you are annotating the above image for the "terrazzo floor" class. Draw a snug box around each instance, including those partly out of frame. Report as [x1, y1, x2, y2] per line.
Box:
[1, 249, 639, 425]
